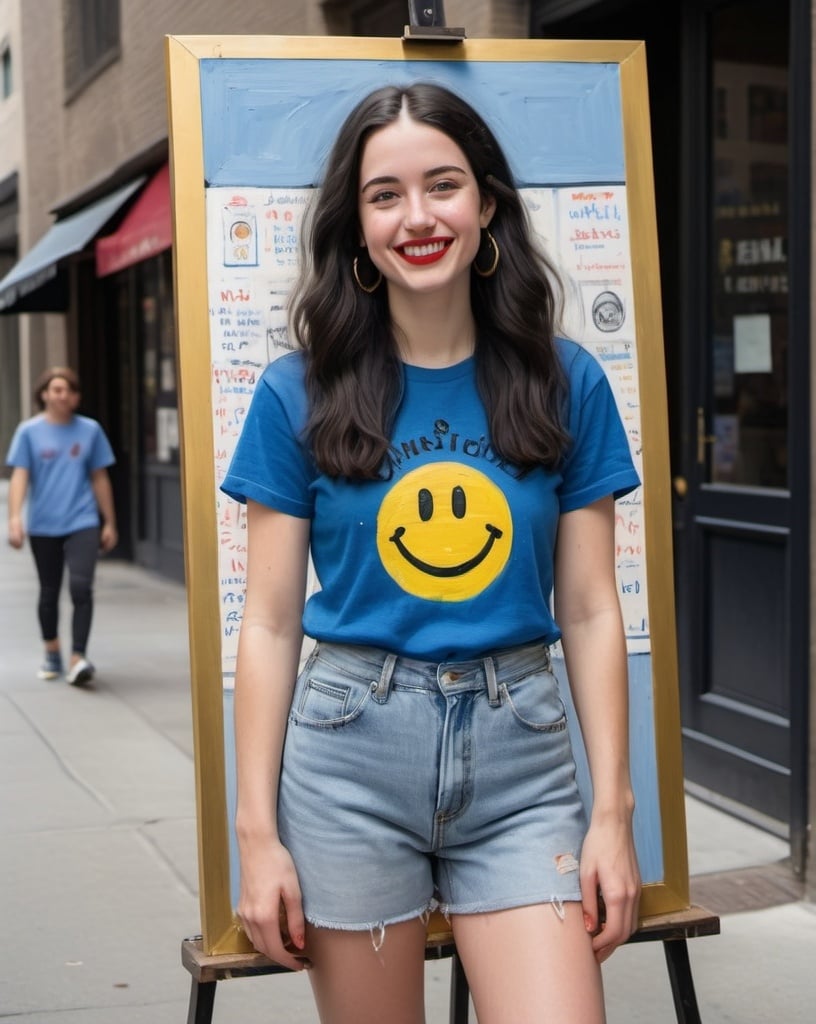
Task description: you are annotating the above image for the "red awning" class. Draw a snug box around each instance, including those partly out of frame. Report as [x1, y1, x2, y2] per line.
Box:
[95, 164, 172, 277]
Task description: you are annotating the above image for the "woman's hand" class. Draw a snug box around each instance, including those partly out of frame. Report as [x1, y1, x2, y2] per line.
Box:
[579, 807, 641, 963]
[7, 469, 29, 549]
[237, 836, 310, 971]
[8, 516, 25, 549]
[99, 522, 118, 553]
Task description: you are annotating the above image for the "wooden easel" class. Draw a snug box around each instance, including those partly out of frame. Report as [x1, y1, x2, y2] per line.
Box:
[181, 904, 720, 1024]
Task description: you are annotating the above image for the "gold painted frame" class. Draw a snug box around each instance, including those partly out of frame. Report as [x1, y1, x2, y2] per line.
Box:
[166, 34, 686, 955]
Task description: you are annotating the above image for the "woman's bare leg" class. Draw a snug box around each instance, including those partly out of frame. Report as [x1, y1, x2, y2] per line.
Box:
[306, 916, 428, 1024]
[452, 902, 605, 1024]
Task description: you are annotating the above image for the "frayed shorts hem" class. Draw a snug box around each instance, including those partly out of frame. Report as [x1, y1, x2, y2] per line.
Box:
[438, 892, 583, 917]
[304, 900, 436, 933]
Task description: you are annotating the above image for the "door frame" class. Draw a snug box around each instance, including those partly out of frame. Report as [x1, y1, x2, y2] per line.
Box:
[676, 0, 810, 872]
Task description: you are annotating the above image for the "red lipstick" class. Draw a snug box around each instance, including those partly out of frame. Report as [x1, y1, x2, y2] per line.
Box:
[395, 237, 452, 265]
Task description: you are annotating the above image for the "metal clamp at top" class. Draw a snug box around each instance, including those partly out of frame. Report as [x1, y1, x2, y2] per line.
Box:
[403, 1, 466, 44]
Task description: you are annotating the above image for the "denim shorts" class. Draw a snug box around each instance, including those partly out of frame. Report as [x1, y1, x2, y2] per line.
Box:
[277, 640, 588, 932]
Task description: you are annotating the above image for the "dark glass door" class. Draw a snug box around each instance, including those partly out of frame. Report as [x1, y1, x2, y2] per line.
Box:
[533, 0, 809, 866]
[675, 1, 809, 867]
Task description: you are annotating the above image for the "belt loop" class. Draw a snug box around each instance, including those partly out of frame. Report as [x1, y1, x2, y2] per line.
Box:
[372, 652, 397, 703]
[484, 656, 500, 706]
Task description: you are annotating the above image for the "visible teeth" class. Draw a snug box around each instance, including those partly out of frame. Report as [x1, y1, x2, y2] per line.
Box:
[403, 241, 446, 257]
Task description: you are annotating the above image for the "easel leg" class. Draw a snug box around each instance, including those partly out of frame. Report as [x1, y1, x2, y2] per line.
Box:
[187, 978, 216, 1024]
[663, 939, 703, 1024]
[449, 954, 470, 1024]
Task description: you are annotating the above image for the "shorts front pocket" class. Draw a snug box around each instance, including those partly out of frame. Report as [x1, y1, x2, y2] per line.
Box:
[290, 658, 374, 728]
[501, 668, 568, 733]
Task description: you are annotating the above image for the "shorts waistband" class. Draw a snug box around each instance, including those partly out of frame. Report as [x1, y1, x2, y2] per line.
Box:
[311, 640, 552, 705]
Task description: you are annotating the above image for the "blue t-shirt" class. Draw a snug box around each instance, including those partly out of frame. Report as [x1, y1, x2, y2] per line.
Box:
[221, 339, 640, 661]
[5, 414, 115, 536]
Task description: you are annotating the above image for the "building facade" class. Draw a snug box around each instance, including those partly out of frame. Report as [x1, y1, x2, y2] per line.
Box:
[0, 0, 812, 897]
[0, 0, 22, 455]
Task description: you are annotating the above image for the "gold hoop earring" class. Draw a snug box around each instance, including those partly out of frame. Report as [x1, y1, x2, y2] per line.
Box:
[474, 230, 500, 278]
[353, 256, 382, 293]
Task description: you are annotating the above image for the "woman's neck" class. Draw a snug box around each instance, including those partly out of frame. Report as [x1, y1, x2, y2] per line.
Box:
[389, 287, 476, 368]
[43, 409, 73, 425]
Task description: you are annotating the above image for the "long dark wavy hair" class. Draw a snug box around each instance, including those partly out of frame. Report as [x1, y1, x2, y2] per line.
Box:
[288, 82, 570, 479]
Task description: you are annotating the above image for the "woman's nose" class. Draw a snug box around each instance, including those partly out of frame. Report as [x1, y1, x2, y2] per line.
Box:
[403, 193, 435, 231]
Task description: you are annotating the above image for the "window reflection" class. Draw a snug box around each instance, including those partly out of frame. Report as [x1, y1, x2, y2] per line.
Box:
[709, 2, 788, 488]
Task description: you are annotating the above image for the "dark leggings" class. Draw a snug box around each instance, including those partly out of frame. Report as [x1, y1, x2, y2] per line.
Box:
[29, 527, 100, 656]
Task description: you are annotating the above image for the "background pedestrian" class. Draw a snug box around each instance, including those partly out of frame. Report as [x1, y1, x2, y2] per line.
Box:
[5, 366, 118, 685]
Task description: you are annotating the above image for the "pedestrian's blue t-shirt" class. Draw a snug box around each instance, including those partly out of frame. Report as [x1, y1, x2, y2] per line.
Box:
[5, 414, 115, 536]
[221, 339, 640, 661]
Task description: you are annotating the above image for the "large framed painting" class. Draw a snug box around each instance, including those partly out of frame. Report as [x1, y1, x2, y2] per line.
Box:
[165, 33, 686, 954]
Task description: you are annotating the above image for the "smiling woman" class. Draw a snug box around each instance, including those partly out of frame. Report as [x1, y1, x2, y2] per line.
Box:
[356, 111, 494, 331]
[218, 80, 641, 1024]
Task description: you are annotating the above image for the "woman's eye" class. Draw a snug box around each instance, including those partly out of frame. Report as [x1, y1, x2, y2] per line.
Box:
[370, 189, 398, 204]
[431, 180, 457, 193]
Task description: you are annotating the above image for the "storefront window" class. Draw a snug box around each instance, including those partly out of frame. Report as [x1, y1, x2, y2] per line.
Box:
[708, 1, 789, 488]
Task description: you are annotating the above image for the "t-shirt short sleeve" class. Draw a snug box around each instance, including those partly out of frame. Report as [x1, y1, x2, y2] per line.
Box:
[89, 422, 116, 470]
[5, 421, 31, 469]
[220, 353, 314, 519]
[557, 340, 640, 513]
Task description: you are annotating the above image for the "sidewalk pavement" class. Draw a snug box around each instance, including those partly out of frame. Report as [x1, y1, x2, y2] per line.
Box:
[1, 477, 813, 1022]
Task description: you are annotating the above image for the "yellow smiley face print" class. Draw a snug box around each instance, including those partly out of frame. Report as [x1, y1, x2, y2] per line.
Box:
[376, 462, 513, 601]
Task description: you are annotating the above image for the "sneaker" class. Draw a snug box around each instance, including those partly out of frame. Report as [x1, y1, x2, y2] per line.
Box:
[37, 651, 63, 680]
[66, 658, 95, 686]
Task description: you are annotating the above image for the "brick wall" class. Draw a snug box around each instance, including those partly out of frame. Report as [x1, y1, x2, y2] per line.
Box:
[447, 0, 530, 37]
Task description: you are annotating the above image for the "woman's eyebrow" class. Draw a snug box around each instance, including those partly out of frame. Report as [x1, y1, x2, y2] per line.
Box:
[425, 164, 467, 178]
[360, 174, 399, 193]
[360, 165, 468, 194]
